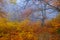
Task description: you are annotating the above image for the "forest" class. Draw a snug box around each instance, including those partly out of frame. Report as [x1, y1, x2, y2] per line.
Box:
[0, 0, 60, 40]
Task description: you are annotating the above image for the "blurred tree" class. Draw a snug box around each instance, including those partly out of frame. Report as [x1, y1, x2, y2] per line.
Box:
[0, 0, 60, 27]
[0, 11, 7, 18]
[10, 0, 17, 4]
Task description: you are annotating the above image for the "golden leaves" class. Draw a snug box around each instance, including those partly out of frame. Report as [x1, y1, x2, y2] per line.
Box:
[0, 14, 60, 40]
[10, 0, 17, 4]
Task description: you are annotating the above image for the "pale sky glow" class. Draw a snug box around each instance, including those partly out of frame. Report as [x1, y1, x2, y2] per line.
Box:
[0, 0, 58, 21]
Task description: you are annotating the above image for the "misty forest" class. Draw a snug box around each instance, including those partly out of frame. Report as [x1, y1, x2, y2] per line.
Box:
[0, 0, 60, 40]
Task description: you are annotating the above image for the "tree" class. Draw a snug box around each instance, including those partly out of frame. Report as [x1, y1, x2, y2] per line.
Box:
[0, 0, 60, 27]
[0, 10, 7, 18]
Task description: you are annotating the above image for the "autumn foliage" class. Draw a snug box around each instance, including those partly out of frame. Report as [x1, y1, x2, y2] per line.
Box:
[0, 0, 60, 40]
[0, 15, 60, 40]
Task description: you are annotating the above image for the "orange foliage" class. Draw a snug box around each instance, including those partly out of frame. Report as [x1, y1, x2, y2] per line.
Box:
[0, 14, 60, 40]
[0, 11, 7, 18]
[0, 0, 60, 40]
